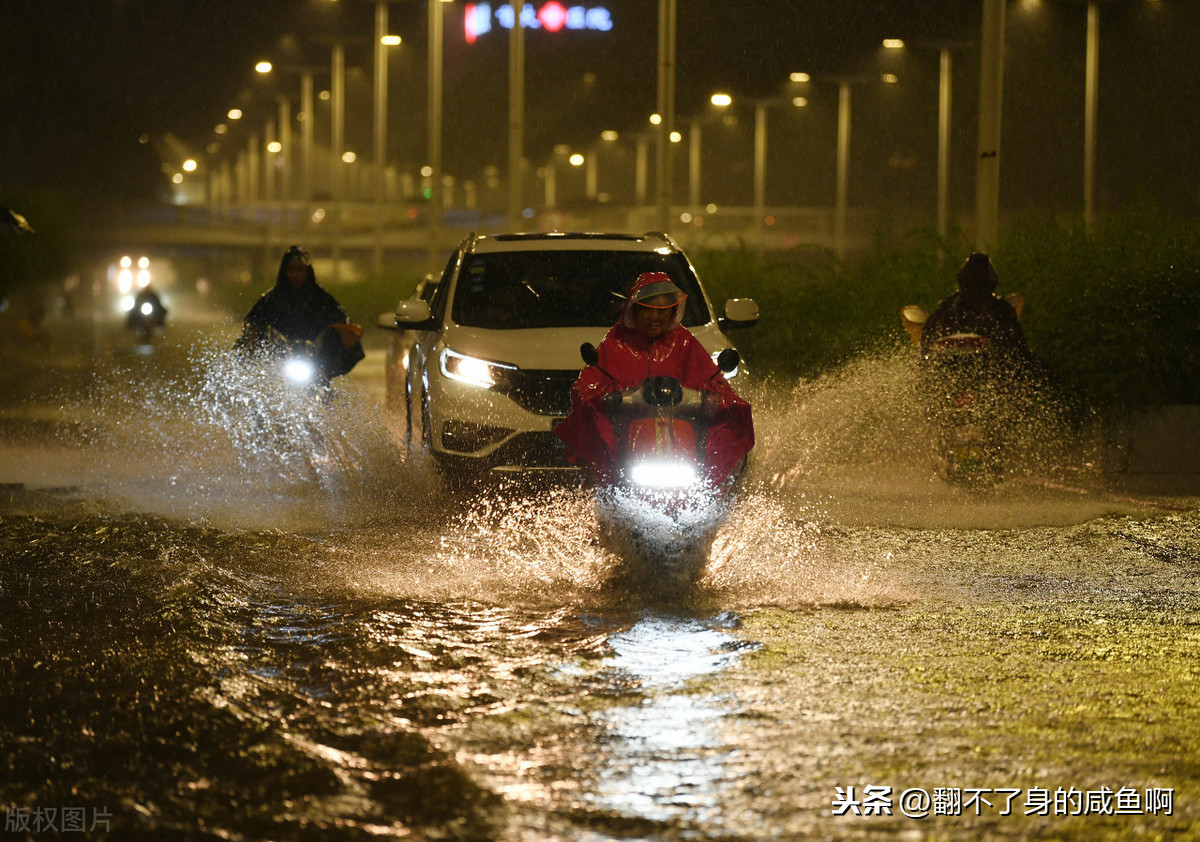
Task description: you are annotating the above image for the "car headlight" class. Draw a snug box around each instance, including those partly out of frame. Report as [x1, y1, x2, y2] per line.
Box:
[439, 347, 516, 389]
[630, 460, 700, 489]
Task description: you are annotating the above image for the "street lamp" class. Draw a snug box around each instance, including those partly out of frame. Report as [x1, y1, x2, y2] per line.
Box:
[976, 0, 1006, 250]
[818, 74, 873, 258]
[656, 0, 677, 232]
[746, 81, 811, 250]
[1052, 0, 1156, 226]
[687, 93, 733, 213]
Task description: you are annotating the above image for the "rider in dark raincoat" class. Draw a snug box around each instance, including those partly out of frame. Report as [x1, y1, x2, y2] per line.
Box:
[555, 271, 754, 485]
[921, 253, 1031, 361]
[236, 245, 365, 380]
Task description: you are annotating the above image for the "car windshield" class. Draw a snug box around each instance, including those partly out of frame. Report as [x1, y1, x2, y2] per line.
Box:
[450, 250, 710, 330]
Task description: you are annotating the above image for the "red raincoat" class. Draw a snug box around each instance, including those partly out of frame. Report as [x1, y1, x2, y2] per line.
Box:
[555, 274, 754, 485]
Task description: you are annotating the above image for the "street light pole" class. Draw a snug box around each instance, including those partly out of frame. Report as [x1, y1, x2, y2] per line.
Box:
[373, 0, 389, 278]
[331, 41, 345, 282]
[1084, 1, 1100, 226]
[753, 102, 767, 248]
[655, 0, 677, 232]
[835, 81, 851, 259]
[975, 0, 1006, 251]
[937, 47, 952, 239]
[428, 0, 445, 266]
[508, 0, 526, 229]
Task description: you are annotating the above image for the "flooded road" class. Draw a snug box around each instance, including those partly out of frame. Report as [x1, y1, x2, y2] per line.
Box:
[2, 308, 1198, 840]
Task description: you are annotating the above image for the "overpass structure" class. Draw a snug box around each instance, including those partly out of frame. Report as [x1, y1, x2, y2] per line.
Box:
[80, 200, 883, 270]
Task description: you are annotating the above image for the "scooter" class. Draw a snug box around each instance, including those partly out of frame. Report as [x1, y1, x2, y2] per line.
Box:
[125, 291, 167, 345]
[575, 342, 748, 577]
[901, 298, 1023, 487]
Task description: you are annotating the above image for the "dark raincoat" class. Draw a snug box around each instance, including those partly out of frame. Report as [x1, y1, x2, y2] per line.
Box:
[238, 247, 365, 379]
[554, 273, 754, 484]
[921, 253, 1029, 360]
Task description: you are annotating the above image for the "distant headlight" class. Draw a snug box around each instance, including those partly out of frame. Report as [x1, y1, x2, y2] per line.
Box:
[140, 302, 155, 316]
[630, 460, 699, 489]
[439, 347, 516, 389]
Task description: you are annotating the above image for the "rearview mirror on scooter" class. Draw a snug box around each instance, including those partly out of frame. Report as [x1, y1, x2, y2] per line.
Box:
[716, 348, 740, 373]
[580, 342, 600, 366]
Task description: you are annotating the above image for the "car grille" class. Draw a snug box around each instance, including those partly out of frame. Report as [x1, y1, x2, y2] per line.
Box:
[491, 432, 574, 469]
[502, 369, 579, 416]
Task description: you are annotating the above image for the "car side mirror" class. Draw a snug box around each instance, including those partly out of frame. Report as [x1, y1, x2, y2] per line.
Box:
[719, 297, 759, 329]
[393, 298, 436, 330]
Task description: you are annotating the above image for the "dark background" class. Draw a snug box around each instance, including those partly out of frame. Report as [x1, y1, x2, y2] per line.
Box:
[2, 0, 1196, 215]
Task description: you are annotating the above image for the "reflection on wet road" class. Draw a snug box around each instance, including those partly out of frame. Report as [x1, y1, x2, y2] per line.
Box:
[1, 316, 1199, 839]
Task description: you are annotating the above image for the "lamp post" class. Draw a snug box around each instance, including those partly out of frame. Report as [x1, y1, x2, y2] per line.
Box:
[686, 93, 732, 213]
[820, 75, 872, 259]
[655, 0, 677, 232]
[508, 0, 526, 229]
[746, 86, 809, 250]
[1062, 0, 1151, 226]
[905, 39, 972, 240]
[976, 0, 1005, 250]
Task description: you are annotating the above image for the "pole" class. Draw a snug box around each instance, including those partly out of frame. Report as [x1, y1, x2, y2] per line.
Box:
[688, 120, 701, 210]
[937, 48, 952, 240]
[508, 0, 526, 229]
[975, 0, 1005, 251]
[835, 82, 851, 259]
[655, 0, 676, 232]
[278, 97, 292, 217]
[301, 71, 314, 217]
[1084, 1, 1099, 226]
[331, 42, 345, 282]
[753, 102, 767, 249]
[373, 0, 389, 278]
[428, 0, 444, 266]
[635, 135, 648, 206]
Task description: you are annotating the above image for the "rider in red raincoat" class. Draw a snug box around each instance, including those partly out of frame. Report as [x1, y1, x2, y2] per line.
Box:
[555, 271, 754, 485]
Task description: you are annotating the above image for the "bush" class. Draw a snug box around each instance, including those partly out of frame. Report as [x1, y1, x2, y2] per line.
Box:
[693, 209, 1200, 411]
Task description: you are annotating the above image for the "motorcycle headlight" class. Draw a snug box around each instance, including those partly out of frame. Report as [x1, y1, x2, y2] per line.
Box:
[439, 347, 516, 389]
[284, 358, 315, 384]
[140, 302, 155, 316]
[630, 460, 700, 489]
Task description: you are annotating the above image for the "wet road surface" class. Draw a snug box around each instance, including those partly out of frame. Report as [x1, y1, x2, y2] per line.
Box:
[1, 306, 1198, 840]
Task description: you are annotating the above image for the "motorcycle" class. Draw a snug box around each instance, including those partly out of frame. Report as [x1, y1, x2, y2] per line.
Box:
[225, 326, 359, 481]
[901, 298, 1023, 487]
[571, 342, 750, 579]
[125, 290, 167, 345]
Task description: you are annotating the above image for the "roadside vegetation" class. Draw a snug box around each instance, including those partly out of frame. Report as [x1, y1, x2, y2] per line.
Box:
[694, 207, 1200, 412]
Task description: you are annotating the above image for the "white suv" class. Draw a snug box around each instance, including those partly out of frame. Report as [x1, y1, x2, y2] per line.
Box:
[381, 232, 759, 477]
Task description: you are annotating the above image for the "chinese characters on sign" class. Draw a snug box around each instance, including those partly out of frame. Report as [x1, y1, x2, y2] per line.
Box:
[833, 786, 1174, 819]
[464, 3, 614, 43]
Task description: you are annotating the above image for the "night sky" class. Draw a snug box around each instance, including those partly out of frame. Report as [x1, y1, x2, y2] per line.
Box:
[2, 0, 1197, 214]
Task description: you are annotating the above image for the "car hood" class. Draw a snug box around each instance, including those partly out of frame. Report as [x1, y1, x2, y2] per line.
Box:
[442, 323, 734, 371]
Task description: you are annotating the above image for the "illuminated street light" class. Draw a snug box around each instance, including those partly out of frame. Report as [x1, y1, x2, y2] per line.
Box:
[255, 61, 273, 74]
[688, 92, 733, 210]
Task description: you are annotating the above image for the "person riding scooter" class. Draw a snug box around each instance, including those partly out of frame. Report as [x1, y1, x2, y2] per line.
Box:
[555, 271, 754, 486]
[921, 253, 1033, 364]
[235, 245, 365, 383]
